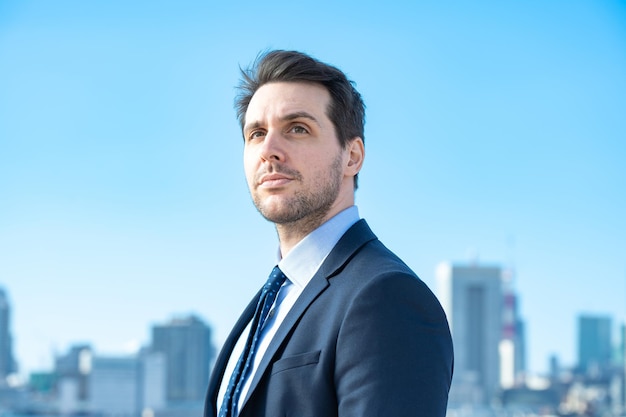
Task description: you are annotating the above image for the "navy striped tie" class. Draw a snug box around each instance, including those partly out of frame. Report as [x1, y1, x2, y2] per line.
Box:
[219, 266, 287, 417]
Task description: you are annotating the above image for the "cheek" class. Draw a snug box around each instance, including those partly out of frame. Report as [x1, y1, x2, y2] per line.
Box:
[243, 152, 257, 185]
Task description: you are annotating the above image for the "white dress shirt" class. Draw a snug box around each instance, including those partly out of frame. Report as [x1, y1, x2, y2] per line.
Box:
[217, 206, 360, 416]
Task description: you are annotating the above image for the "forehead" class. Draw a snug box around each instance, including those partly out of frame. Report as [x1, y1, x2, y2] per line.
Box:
[245, 82, 331, 125]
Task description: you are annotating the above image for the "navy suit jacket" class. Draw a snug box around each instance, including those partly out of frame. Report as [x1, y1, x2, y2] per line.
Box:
[204, 219, 453, 417]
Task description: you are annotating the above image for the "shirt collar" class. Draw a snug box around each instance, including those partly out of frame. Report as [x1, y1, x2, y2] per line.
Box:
[278, 206, 360, 290]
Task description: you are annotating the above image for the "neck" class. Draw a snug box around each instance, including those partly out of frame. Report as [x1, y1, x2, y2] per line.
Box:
[277, 198, 354, 257]
[276, 213, 327, 257]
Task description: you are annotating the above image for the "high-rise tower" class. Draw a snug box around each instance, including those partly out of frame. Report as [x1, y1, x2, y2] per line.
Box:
[577, 314, 612, 375]
[500, 268, 526, 388]
[150, 315, 215, 403]
[437, 263, 503, 406]
[0, 288, 16, 383]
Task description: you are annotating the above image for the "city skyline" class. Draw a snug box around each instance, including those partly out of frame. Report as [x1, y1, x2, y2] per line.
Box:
[35, 312, 213, 415]
[0, 260, 623, 381]
[8, 285, 624, 415]
[1, 1, 625, 379]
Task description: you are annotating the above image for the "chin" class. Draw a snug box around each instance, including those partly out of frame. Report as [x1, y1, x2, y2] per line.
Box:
[255, 197, 285, 215]
[258, 206, 293, 223]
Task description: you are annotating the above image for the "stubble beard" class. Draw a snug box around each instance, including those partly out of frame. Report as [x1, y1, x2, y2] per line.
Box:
[252, 153, 343, 236]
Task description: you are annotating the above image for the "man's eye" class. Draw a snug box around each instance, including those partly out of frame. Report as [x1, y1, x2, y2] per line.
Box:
[249, 130, 266, 140]
[290, 125, 308, 134]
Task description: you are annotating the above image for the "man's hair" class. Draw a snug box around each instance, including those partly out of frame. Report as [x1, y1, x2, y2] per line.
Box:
[235, 50, 365, 187]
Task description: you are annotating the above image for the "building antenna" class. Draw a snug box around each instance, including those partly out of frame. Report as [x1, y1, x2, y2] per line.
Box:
[504, 234, 516, 291]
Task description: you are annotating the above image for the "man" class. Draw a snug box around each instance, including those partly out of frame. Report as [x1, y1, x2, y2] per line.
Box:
[204, 50, 453, 417]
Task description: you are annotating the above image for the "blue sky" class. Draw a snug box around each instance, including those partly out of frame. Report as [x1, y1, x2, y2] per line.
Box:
[1, 0, 625, 378]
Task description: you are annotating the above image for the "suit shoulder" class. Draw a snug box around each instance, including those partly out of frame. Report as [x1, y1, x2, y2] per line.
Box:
[352, 237, 417, 278]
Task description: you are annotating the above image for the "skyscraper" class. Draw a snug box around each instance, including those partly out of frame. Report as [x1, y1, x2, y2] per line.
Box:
[500, 270, 526, 388]
[437, 263, 503, 406]
[54, 344, 92, 407]
[577, 314, 612, 375]
[90, 355, 141, 416]
[150, 315, 215, 404]
[0, 288, 16, 383]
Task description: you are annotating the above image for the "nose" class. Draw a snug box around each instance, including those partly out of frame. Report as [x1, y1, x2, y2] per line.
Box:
[258, 129, 285, 162]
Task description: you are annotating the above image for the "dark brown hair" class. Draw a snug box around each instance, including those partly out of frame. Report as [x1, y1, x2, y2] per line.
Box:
[235, 50, 365, 152]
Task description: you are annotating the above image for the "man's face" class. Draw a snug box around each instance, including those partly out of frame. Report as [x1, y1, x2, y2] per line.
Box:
[243, 81, 351, 228]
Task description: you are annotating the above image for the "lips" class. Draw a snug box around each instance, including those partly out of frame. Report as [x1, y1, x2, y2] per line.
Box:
[258, 173, 292, 188]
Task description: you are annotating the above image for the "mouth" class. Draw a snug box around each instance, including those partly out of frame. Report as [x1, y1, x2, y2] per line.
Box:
[258, 173, 293, 188]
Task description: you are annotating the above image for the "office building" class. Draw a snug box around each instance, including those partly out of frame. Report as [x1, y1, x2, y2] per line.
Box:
[578, 314, 612, 375]
[0, 288, 16, 383]
[55, 344, 92, 401]
[151, 315, 215, 404]
[90, 355, 140, 416]
[500, 284, 526, 388]
[616, 323, 626, 414]
[140, 350, 166, 412]
[55, 344, 92, 414]
[437, 263, 503, 406]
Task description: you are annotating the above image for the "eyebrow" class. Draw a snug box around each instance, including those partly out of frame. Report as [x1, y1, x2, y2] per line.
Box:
[283, 111, 319, 125]
[244, 111, 321, 134]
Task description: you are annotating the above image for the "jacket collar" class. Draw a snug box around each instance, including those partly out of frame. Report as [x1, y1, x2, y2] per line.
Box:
[239, 219, 377, 411]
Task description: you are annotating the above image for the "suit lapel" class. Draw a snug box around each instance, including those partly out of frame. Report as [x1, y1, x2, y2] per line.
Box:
[240, 219, 377, 409]
[205, 289, 261, 417]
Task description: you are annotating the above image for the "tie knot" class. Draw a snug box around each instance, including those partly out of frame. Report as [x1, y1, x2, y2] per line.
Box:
[264, 266, 287, 293]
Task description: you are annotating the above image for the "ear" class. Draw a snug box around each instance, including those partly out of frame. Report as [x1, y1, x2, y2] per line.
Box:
[345, 137, 365, 177]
